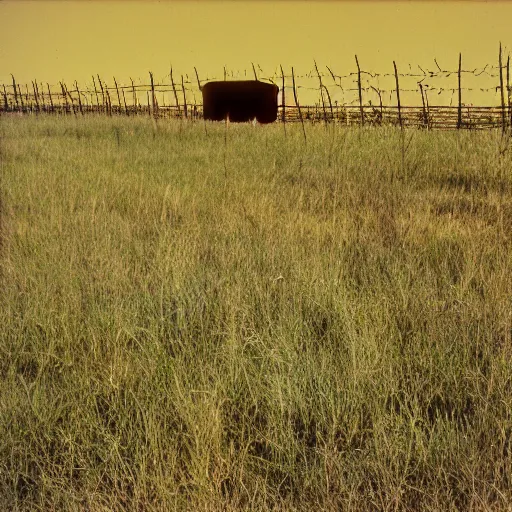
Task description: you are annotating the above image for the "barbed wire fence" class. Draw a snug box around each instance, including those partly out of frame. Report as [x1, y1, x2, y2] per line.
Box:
[2, 46, 511, 131]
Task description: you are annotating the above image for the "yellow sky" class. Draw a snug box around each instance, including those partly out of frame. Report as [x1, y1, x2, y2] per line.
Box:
[1, 1, 511, 106]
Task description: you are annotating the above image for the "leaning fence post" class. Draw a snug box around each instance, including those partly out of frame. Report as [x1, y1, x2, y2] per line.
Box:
[355, 55, 364, 126]
[498, 43, 506, 134]
[47, 83, 54, 113]
[97, 75, 106, 114]
[170, 67, 180, 118]
[122, 90, 129, 116]
[393, 61, 403, 129]
[65, 82, 77, 116]
[314, 60, 328, 126]
[457, 53, 464, 129]
[32, 81, 40, 114]
[291, 66, 307, 144]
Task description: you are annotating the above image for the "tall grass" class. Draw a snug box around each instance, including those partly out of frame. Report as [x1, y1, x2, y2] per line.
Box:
[1, 115, 511, 511]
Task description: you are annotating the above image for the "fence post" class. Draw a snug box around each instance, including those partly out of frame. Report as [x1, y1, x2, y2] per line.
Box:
[97, 75, 106, 114]
[130, 78, 137, 114]
[47, 83, 54, 113]
[121, 89, 128, 116]
[314, 60, 328, 126]
[355, 55, 364, 126]
[170, 67, 180, 118]
[92, 76, 100, 113]
[113, 77, 122, 114]
[149, 71, 157, 118]
[181, 75, 188, 119]
[393, 61, 402, 129]
[75, 81, 84, 115]
[38, 82, 46, 112]
[457, 53, 462, 129]
[291, 66, 306, 144]
[35, 80, 42, 113]
[65, 83, 77, 116]
[252, 62, 258, 81]
[32, 81, 40, 114]
[24, 85, 31, 113]
[419, 84, 428, 129]
[280, 65, 286, 124]
[498, 43, 506, 134]
[11, 75, 19, 110]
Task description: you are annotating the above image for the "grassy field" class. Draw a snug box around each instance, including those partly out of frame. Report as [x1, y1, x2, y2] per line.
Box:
[1, 115, 511, 511]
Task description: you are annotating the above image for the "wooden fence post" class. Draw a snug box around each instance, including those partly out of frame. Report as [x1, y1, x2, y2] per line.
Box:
[18, 85, 24, 112]
[67, 83, 77, 115]
[393, 61, 403, 129]
[181, 75, 188, 119]
[38, 82, 46, 112]
[97, 75, 106, 114]
[314, 60, 328, 126]
[291, 66, 306, 144]
[75, 81, 84, 115]
[122, 90, 129, 116]
[280, 65, 286, 124]
[32, 81, 40, 114]
[130, 78, 137, 114]
[457, 53, 462, 129]
[47, 83, 54, 113]
[11, 74, 19, 110]
[355, 55, 364, 126]
[419, 83, 428, 129]
[60, 82, 68, 113]
[149, 71, 157, 118]
[92, 76, 100, 112]
[370, 85, 383, 125]
[170, 67, 180, 118]
[24, 85, 31, 112]
[35, 80, 42, 112]
[105, 88, 112, 116]
[113, 77, 122, 114]
[498, 43, 506, 133]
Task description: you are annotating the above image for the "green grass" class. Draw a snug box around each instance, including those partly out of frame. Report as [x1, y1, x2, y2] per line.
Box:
[1, 114, 511, 511]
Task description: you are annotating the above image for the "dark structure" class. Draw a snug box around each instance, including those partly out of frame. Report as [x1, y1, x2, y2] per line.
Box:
[202, 80, 279, 124]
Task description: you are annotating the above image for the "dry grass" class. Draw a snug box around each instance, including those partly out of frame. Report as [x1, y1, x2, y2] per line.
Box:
[0, 115, 511, 511]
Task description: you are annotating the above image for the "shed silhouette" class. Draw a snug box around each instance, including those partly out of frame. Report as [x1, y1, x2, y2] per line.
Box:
[202, 80, 279, 124]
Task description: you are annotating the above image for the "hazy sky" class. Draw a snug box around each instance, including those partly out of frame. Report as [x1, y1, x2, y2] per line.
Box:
[1, 1, 511, 106]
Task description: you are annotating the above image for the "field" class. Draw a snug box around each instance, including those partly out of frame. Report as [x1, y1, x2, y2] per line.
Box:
[1, 115, 511, 511]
